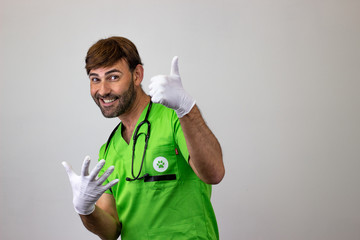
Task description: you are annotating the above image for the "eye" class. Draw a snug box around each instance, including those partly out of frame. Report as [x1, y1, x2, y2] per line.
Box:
[90, 77, 100, 83]
[109, 75, 119, 81]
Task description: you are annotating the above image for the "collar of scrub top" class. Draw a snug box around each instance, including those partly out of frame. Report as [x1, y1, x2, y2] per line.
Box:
[103, 101, 153, 181]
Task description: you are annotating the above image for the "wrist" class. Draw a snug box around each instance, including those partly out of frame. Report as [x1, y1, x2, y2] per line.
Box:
[176, 95, 196, 118]
[74, 202, 95, 215]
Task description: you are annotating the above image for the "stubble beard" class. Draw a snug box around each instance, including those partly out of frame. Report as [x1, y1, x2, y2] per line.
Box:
[94, 79, 136, 118]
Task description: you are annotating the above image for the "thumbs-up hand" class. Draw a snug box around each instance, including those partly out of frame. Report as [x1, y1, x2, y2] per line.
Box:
[149, 56, 196, 118]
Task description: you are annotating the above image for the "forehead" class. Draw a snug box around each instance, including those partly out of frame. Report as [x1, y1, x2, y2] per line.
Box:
[89, 58, 130, 76]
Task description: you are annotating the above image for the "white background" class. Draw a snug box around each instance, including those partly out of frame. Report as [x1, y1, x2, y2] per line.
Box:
[1, 0, 360, 239]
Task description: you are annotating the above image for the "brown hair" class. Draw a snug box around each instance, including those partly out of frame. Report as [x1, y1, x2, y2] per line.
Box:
[85, 36, 143, 74]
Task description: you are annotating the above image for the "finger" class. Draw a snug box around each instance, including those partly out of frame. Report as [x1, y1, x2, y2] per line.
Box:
[149, 84, 165, 96]
[151, 90, 165, 103]
[150, 75, 167, 84]
[170, 56, 179, 76]
[89, 159, 106, 180]
[149, 88, 156, 98]
[81, 156, 91, 176]
[149, 77, 167, 89]
[149, 78, 166, 96]
[97, 166, 115, 184]
[62, 161, 74, 177]
[102, 179, 119, 192]
[148, 79, 157, 93]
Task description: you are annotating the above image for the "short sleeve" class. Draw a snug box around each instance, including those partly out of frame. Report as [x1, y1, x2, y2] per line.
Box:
[173, 112, 190, 163]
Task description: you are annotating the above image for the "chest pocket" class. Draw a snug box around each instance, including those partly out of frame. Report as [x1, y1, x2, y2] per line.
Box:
[144, 144, 179, 188]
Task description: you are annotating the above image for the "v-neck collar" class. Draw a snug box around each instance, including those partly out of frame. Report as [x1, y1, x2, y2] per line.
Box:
[118, 102, 152, 146]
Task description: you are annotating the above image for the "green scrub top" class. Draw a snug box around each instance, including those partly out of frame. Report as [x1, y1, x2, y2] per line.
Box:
[98, 103, 219, 240]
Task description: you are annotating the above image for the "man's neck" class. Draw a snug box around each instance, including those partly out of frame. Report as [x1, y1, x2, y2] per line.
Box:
[119, 91, 150, 143]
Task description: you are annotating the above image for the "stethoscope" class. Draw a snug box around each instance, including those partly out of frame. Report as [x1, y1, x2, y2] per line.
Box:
[104, 101, 152, 181]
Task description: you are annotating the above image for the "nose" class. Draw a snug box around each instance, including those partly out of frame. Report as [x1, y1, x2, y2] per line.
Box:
[97, 81, 111, 96]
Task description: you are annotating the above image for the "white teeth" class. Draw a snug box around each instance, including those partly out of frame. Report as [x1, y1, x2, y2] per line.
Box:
[103, 99, 115, 103]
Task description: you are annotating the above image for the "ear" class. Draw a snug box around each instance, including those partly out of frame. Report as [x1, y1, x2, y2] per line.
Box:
[132, 64, 144, 86]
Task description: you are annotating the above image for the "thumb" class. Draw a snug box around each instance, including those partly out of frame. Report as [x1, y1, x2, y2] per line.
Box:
[170, 56, 180, 76]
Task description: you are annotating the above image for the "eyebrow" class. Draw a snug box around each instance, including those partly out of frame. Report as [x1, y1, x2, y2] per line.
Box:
[89, 69, 121, 77]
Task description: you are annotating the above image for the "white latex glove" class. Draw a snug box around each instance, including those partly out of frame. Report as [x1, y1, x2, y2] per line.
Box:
[62, 156, 119, 215]
[149, 56, 196, 118]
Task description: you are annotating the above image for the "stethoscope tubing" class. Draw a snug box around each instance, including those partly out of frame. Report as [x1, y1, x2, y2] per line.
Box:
[104, 101, 153, 182]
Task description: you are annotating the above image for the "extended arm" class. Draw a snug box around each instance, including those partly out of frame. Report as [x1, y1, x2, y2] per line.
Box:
[149, 56, 225, 184]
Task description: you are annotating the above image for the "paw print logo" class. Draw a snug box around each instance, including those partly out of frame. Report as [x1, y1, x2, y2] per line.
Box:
[153, 157, 169, 172]
[157, 160, 165, 169]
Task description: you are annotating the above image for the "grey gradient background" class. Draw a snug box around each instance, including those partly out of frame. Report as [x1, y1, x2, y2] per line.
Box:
[1, 0, 360, 239]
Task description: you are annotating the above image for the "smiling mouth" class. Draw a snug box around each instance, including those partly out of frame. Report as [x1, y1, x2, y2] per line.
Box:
[100, 98, 118, 107]
[103, 98, 116, 103]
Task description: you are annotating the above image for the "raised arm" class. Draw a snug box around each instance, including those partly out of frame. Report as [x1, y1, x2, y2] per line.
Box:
[62, 156, 121, 239]
[149, 56, 225, 184]
[179, 105, 224, 184]
[80, 194, 121, 240]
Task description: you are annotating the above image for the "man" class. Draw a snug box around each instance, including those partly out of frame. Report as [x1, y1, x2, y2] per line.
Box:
[62, 36, 225, 240]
